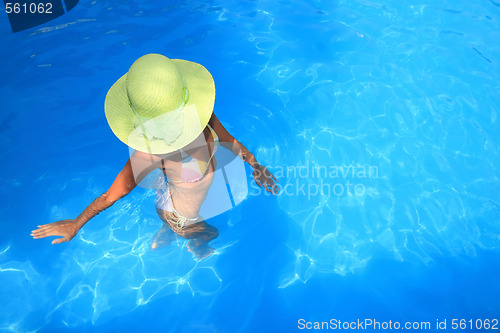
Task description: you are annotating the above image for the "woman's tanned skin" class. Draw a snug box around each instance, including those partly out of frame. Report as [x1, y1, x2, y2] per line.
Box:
[31, 113, 278, 259]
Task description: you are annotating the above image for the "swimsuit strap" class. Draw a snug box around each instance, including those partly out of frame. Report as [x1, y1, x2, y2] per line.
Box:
[207, 123, 219, 143]
[169, 212, 188, 229]
[168, 211, 201, 229]
[204, 123, 219, 167]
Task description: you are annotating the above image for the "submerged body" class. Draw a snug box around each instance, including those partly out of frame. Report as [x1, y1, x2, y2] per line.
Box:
[155, 123, 220, 223]
[152, 123, 220, 257]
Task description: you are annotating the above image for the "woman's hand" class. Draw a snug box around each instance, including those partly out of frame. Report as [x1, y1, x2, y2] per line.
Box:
[31, 219, 80, 244]
[252, 163, 279, 195]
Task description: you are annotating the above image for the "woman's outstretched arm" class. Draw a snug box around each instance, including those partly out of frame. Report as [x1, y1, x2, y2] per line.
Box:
[31, 151, 161, 244]
[208, 113, 279, 195]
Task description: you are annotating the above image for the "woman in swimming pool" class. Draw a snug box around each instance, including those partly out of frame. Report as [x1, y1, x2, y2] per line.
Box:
[30, 54, 278, 259]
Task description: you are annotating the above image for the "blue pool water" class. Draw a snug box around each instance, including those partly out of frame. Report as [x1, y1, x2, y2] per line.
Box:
[1, 0, 500, 332]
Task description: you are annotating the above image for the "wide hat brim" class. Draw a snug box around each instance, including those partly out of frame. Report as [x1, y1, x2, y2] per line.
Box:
[104, 59, 215, 154]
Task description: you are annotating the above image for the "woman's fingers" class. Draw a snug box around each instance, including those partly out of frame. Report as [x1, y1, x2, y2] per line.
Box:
[270, 186, 278, 194]
[31, 231, 51, 239]
[34, 224, 52, 231]
[31, 228, 60, 239]
[31, 225, 56, 237]
[31, 226, 53, 236]
[264, 183, 274, 194]
[31, 230, 46, 237]
[32, 224, 52, 231]
[255, 174, 280, 194]
[261, 167, 278, 182]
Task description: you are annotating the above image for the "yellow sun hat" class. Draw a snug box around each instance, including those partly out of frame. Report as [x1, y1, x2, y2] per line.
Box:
[104, 53, 215, 154]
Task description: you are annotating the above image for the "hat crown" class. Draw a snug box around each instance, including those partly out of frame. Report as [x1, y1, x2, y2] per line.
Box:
[126, 54, 185, 119]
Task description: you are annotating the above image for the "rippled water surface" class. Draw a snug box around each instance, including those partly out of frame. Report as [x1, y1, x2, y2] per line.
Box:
[1, 0, 499, 332]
